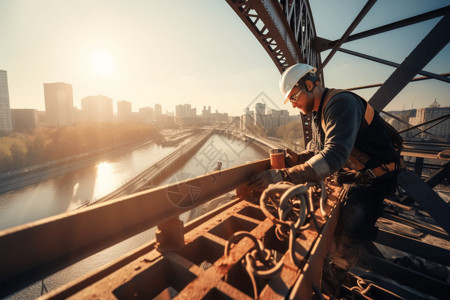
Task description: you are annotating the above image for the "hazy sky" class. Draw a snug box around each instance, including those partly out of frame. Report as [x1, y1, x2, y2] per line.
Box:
[1, 0, 449, 116]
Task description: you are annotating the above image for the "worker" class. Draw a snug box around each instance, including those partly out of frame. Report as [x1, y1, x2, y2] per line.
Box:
[249, 63, 402, 296]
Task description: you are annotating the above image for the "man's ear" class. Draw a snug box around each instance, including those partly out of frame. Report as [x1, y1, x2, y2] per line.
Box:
[305, 80, 314, 92]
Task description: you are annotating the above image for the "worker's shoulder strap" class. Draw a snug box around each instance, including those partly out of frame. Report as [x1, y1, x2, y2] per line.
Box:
[320, 88, 375, 130]
[319, 89, 404, 173]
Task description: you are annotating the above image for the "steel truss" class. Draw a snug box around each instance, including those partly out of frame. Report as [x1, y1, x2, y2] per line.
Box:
[226, 1, 450, 299]
[226, 0, 321, 73]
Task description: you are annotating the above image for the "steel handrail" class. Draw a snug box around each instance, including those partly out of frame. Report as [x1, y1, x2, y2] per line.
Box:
[0, 158, 270, 288]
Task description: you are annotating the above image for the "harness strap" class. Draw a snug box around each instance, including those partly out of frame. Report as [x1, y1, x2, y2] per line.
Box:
[318, 89, 396, 177]
[366, 162, 398, 178]
[337, 161, 398, 184]
[320, 89, 375, 130]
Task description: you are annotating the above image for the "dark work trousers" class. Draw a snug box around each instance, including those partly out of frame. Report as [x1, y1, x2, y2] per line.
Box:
[322, 171, 398, 295]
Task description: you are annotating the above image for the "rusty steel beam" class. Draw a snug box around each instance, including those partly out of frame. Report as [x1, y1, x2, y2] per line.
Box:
[369, 12, 450, 112]
[226, 0, 322, 149]
[226, 0, 300, 72]
[381, 211, 449, 240]
[279, 0, 322, 73]
[0, 159, 271, 291]
[289, 200, 341, 299]
[226, 0, 321, 73]
[316, 0, 376, 74]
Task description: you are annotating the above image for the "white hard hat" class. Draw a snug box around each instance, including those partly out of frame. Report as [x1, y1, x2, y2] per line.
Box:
[280, 63, 317, 104]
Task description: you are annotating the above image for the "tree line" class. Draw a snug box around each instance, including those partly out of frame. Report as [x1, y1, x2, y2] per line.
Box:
[0, 123, 161, 173]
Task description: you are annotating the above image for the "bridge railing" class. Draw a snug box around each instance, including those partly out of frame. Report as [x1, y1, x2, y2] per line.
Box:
[0, 158, 270, 294]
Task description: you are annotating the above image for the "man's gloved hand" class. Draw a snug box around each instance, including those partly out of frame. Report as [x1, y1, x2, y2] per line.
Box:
[285, 148, 299, 167]
[286, 162, 321, 184]
[248, 169, 284, 192]
[285, 148, 315, 167]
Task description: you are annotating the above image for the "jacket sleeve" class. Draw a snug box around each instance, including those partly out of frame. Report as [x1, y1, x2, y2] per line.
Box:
[306, 93, 365, 179]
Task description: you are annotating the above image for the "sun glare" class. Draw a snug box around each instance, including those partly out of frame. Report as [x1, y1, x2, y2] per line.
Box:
[90, 49, 114, 75]
[95, 161, 115, 197]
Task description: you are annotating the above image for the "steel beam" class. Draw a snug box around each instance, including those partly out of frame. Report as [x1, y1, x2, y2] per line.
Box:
[348, 72, 450, 91]
[317, 0, 376, 74]
[380, 110, 450, 143]
[369, 12, 450, 111]
[373, 228, 450, 266]
[226, 0, 321, 73]
[408, 117, 450, 142]
[345, 271, 429, 300]
[397, 170, 450, 234]
[226, 0, 299, 72]
[280, 0, 321, 70]
[398, 113, 450, 134]
[338, 48, 450, 84]
[326, 6, 450, 48]
[289, 199, 341, 299]
[380, 211, 449, 240]
[414, 157, 424, 176]
[358, 252, 450, 299]
[0, 159, 271, 291]
[425, 162, 450, 188]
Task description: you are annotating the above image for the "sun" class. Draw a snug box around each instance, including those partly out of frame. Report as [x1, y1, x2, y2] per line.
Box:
[90, 49, 114, 75]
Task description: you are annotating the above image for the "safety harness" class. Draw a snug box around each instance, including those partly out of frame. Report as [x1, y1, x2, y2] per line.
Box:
[318, 89, 402, 182]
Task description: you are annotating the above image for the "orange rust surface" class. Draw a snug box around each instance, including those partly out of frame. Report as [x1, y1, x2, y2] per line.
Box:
[51, 183, 343, 300]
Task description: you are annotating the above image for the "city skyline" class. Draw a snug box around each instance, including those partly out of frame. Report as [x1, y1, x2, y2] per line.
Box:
[2, 75, 289, 117]
[1, 71, 448, 129]
[1, 1, 448, 117]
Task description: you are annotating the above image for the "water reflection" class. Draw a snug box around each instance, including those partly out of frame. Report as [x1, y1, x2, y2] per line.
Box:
[0, 143, 176, 230]
[5, 134, 268, 299]
[94, 161, 115, 200]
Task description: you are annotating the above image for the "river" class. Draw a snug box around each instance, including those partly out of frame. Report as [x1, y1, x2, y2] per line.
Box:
[0, 143, 178, 231]
[3, 133, 268, 299]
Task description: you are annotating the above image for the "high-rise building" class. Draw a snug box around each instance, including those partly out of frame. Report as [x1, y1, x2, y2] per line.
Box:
[175, 104, 196, 118]
[139, 107, 153, 124]
[43, 82, 74, 127]
[0, 70, 13, 133]
[175, 104, 197, 125]
[11, 109, 38, 131]
[81, 95, 113, 123]
[409, 100, 450, 140]
[117, 100, 132, 123]
[154, 104, 162, 123]
[240, 107, 255, 131]
[254, 103, 266, 126]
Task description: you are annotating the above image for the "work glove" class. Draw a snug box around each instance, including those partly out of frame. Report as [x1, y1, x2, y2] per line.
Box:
[285, 148, 315, 167]
[248, 169, 285, 192]
[249, 162, 321, 192]
[286, 162, 321, 184]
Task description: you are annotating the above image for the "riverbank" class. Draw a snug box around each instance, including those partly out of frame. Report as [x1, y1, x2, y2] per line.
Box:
[95, 129, 213, 203]
[0, 129, 192, 195]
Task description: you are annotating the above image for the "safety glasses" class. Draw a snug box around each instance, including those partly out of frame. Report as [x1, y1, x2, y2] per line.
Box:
[289, 88, 302, 103]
